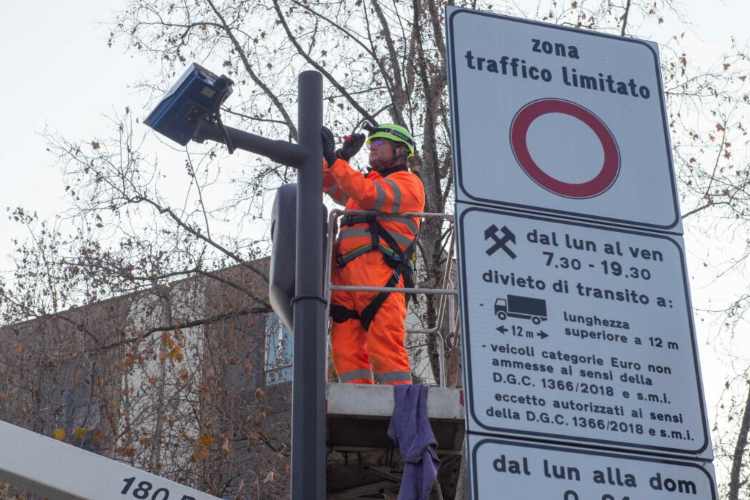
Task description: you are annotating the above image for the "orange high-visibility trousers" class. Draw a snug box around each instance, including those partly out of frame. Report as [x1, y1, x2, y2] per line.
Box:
[330, 251, 411, 385]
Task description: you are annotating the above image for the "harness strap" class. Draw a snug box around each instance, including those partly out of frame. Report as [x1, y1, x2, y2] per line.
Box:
[340, 213, 375, 226]
[330, 303, 360, 323]
[359, 265, 403, 330]
[337, 226, 412, 268]
[334, 215, 418, 329]
[368, 219, 379, 257]
[373, 222, 407, 266]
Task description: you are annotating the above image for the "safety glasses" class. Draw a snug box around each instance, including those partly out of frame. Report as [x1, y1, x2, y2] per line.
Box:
[368, 139, 388, 149]
[372, 127, 414, 146]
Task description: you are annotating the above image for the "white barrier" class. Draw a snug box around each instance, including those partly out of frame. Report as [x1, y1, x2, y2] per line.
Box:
[0, 420, 219, 500]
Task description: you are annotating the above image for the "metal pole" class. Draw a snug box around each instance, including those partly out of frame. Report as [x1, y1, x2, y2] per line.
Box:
[194, 120, 306, 166]
[292, 70, 325, 500]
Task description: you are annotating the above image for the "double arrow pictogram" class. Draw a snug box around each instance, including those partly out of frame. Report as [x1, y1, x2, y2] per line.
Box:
[495, 325, 549, 339]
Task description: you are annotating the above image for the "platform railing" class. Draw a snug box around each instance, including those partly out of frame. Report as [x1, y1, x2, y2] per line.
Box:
[324, 209, 458, 387]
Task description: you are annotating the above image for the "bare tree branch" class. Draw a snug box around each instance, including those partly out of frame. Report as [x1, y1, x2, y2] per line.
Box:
[90, 306, 269, 353]
[271, 0, 376, 125]
[620, 0, 632, 36]
[206, 0, 298, 140]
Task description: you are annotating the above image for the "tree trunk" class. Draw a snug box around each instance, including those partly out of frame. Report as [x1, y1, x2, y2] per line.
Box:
[149, 292, 172, 473]
[728, 381, 750, 500]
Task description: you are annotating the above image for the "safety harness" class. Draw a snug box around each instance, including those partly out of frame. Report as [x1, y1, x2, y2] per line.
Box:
[330, 166, 418, 330]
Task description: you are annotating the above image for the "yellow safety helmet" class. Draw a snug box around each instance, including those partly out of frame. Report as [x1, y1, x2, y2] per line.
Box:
[366, 123, 416, 158]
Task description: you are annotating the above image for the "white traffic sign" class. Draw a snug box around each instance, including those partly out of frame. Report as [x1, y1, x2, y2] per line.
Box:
[468, 436, 717, 500]
[457, 204, 710, 458]
[0, 419, 218, 500]
[447, 7, 681, 232]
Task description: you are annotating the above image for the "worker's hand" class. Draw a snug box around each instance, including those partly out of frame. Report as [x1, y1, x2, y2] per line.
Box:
[336, 133, 366, 161]
[321, 126, 337, 167]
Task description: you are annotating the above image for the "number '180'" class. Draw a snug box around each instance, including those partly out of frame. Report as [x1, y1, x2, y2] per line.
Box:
[121, 477, 197, 500]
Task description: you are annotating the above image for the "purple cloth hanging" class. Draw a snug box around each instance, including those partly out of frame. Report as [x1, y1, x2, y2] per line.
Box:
[388, 384, 440, 500]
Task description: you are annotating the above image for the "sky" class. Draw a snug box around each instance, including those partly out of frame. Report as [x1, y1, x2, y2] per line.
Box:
[1, 0, 750, 469]
[0, 1, 152, 263]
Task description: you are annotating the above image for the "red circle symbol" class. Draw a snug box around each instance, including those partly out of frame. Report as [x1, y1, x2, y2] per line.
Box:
[510, 98, 620, 199]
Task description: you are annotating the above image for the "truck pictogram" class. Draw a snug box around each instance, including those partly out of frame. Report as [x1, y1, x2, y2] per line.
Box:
[494, 295, 548, 324]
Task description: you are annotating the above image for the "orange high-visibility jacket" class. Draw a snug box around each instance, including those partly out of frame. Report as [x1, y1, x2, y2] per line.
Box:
[323, 158, 425, 261]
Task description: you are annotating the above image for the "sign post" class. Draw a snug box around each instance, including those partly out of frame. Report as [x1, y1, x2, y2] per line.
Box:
[446, 6, 715, 498]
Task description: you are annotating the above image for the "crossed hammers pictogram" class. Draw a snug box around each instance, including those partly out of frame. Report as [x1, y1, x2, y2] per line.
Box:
[484, 224, 517, 259]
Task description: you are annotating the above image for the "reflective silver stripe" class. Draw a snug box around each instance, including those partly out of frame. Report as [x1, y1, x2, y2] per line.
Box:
[380, 214, 419, 233]
[384, 179, 402, 213]
[374, 182, 386, 211]
[383, 229, 414, 248]
[374, 371, 412, 384]
[339, 369, 373, 383]
[338, 228, 371, 240]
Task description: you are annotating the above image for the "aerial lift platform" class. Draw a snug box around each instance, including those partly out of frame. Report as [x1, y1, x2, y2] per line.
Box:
[326, 383, 465, 499]
[323, 210, 465, 499]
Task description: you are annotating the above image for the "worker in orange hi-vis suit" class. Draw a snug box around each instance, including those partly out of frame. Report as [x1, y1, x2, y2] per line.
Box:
[320, 124, 425, 385]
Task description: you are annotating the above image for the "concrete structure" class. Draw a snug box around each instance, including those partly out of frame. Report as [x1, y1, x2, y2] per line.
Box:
[326, 383, 464, 499]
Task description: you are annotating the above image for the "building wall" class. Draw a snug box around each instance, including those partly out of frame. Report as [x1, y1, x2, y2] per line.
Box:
[0, 295, 133, 452]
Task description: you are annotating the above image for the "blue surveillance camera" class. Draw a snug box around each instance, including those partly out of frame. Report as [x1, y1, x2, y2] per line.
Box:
[144, 63, 234, 146]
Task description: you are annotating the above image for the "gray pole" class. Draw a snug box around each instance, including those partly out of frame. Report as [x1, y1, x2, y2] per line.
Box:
[193, 70, 327, 499]
[292, 70, 326, 500]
